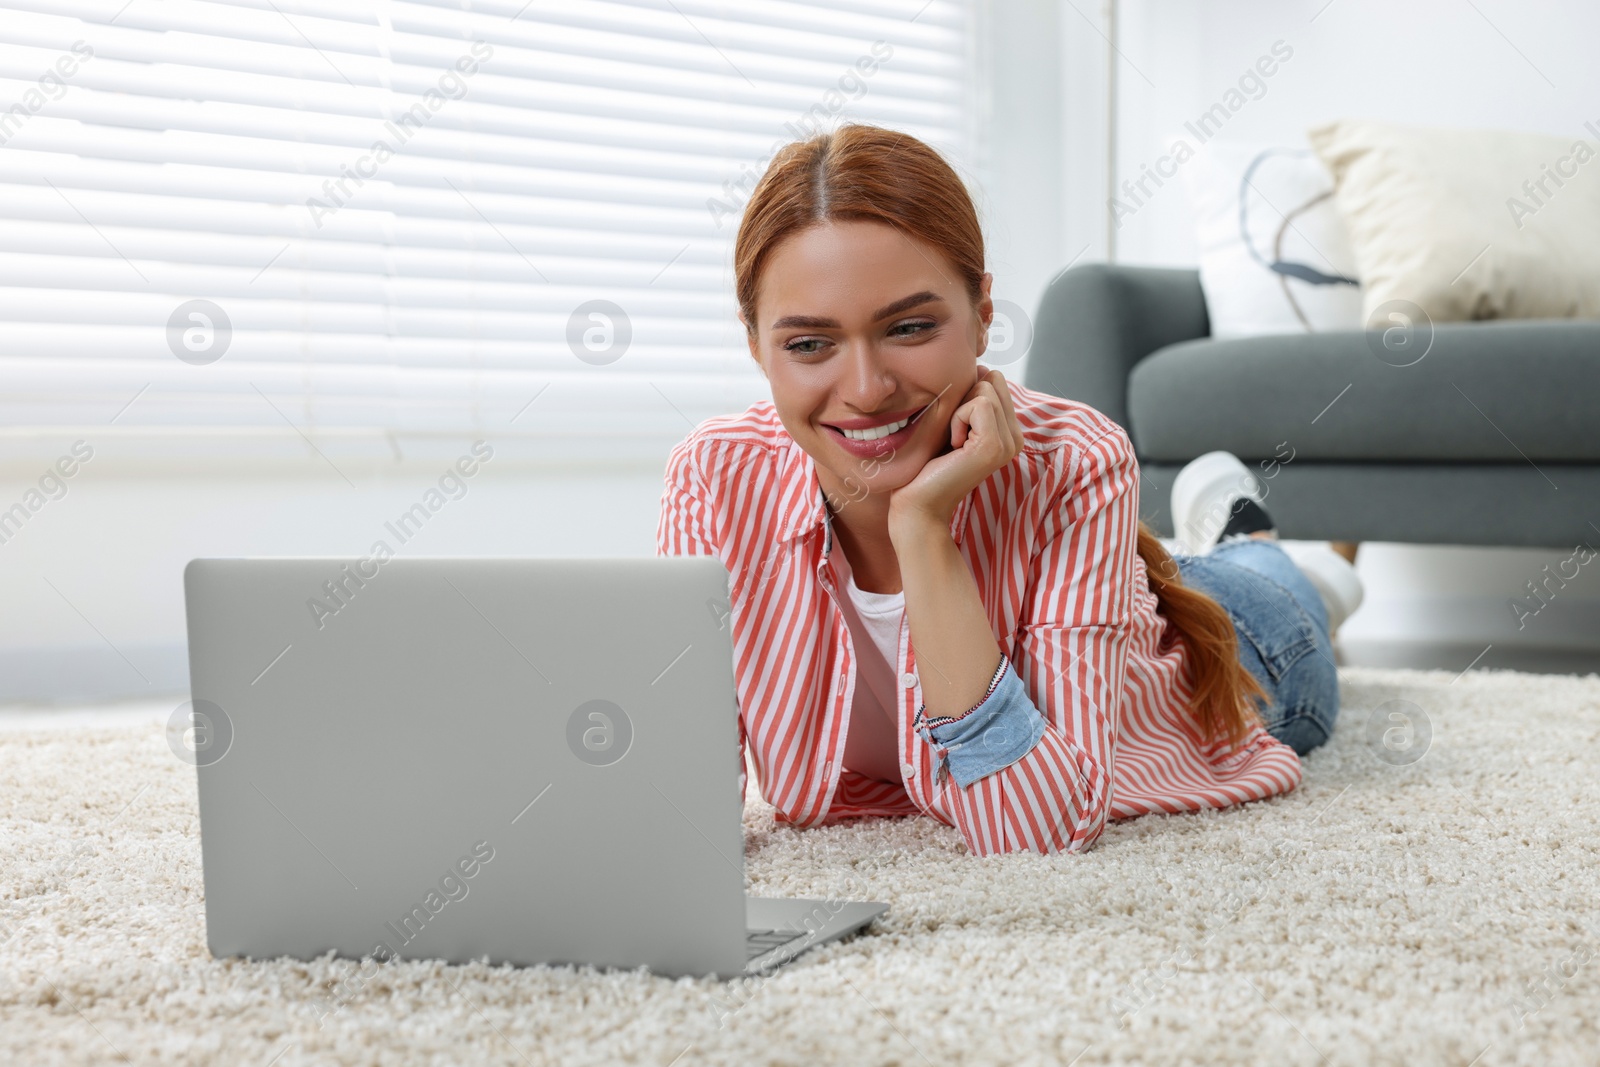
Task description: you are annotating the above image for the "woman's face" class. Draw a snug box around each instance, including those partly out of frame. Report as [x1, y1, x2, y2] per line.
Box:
[743, 219, 993, 500]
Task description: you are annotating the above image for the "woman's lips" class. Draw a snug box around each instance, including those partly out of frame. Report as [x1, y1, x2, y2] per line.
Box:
[823, 402, 931, 459]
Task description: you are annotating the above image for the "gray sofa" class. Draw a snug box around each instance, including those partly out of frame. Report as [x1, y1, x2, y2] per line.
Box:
[1023, 264, 1600, 549]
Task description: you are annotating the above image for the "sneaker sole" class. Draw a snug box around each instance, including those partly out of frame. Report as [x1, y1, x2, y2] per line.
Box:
[1169, 451, 1266, 556]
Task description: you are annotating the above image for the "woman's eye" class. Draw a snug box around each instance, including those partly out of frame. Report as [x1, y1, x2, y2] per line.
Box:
[889, 319, 936, 338]
[782, 337, 827, 355]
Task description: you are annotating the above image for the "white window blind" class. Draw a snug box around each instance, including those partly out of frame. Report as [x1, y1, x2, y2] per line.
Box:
[0, 0, 977, 462]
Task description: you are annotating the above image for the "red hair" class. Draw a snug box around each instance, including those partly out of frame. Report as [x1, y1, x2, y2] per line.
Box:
[733, 123, 1268, 752]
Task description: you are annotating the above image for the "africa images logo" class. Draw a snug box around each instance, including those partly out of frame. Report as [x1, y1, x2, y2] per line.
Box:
[566, 699, 633, 767]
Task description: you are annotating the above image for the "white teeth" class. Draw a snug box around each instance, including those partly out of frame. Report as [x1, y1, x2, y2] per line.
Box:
[841, 415, 911, 441]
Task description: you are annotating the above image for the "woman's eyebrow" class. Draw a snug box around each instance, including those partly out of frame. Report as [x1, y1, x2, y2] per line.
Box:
[768, 290, 945, 331]
[769, 312, 838, 330]
[871, 290, 943, 321]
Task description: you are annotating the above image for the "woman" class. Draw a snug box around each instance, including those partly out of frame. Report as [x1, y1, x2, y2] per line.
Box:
[656, 124, 1361, 856]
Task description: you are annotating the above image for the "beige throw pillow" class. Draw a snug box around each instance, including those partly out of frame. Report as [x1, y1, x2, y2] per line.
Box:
[1308, 118, 1600, 323]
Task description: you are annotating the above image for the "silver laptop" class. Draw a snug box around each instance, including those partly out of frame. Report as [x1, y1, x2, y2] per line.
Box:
[182, 556, 886, 979]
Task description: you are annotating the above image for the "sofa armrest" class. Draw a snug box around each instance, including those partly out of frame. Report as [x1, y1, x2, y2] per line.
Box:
[1022, 264, 1210, 433]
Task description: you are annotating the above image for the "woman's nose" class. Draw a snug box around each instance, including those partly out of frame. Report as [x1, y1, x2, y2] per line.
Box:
[839, 344, 896, 409]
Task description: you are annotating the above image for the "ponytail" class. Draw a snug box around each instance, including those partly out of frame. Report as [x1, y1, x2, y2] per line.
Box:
[1135, 523, 1269, 752]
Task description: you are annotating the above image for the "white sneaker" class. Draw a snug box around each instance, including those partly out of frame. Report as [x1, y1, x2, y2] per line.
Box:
[1170, 452, 1365, 633]
[1277, 542, 1365, 634]
[1169, 451, 1267, 557]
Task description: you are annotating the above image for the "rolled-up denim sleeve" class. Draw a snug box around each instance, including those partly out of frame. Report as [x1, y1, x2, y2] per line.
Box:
[916, 658, 1048, 789]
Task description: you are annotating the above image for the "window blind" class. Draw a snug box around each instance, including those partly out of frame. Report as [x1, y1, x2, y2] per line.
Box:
[0, 0, 977, 461]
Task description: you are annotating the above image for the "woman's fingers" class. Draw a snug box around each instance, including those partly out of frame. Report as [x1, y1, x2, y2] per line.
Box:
[951, 394, 983, 450]
[947, 366, 1023, 461]
[967, 372, 1021, 459]
[985, 366, 1026, 446]
[948, 373, 985, 449]
[953, 386, 1015, 464]
[977, 366, 1025, 451]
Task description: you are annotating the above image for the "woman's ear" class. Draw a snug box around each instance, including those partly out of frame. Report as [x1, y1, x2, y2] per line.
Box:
[739, 311, 767, 380]
[973, 272, 995, 358]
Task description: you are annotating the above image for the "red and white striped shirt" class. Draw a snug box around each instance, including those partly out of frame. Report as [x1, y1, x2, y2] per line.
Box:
[656, 380, 1302, 855]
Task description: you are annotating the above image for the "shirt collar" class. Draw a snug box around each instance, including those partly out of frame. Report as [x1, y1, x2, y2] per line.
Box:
[774, 436, 974, 551]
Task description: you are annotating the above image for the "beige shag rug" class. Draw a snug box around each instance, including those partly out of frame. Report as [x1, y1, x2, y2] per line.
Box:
[3, 666, 1598, 1067]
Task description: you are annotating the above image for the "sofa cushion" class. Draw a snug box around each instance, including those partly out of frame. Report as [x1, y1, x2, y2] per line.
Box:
[1126, 319, 1600, 462]
[1308, 118, 1600, 323]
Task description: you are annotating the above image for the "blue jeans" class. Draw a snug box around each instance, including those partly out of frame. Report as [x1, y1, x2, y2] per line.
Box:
[1172, 539, 1339, 755]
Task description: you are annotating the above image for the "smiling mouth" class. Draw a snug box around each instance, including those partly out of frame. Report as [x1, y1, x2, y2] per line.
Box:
[823, 402, 932, 442]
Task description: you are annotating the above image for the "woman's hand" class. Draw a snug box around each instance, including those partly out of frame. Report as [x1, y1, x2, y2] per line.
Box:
[888, 366, 1024, 532]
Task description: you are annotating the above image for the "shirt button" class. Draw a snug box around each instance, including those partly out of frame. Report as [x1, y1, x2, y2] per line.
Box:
[902, 761, 916, 779]
[900, 672, 917, 689]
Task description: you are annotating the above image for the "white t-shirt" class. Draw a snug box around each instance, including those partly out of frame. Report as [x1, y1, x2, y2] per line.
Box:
[832, 551, 907, 787]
